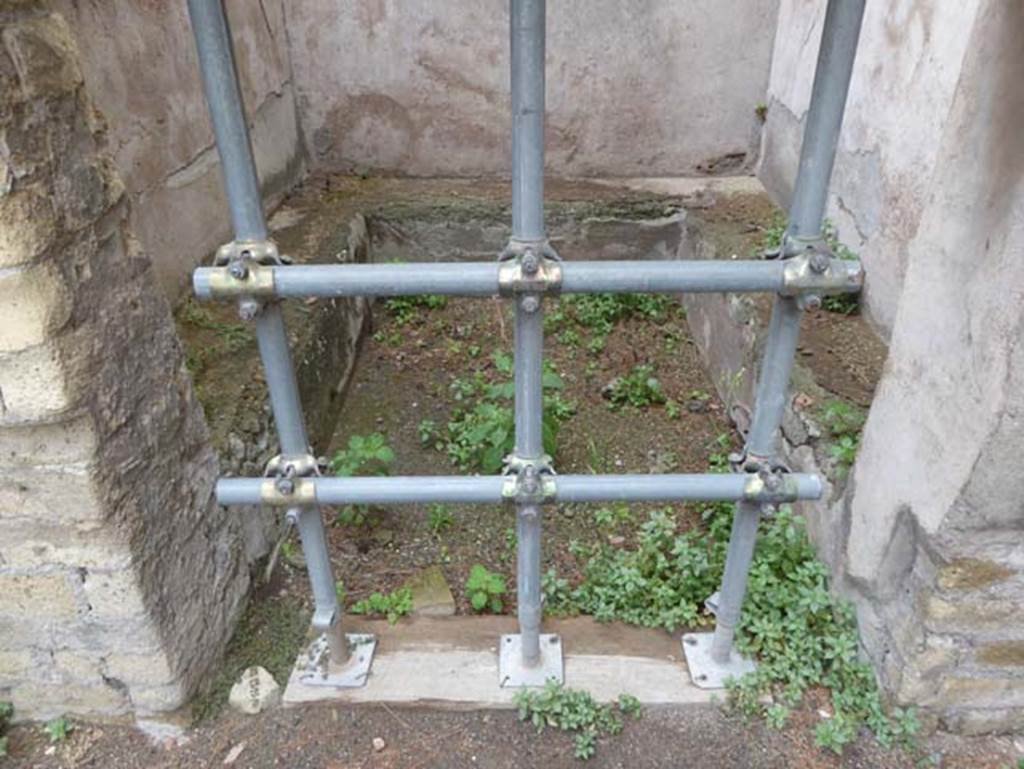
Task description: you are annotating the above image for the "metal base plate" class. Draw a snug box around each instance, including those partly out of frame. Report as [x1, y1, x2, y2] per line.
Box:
[499, 633, 564, 687]
[297, 633, 377, 688]
[681, 632, 756, 689]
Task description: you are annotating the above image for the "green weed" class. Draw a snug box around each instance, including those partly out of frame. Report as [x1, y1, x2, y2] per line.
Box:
[465, 564, 506, 613]
[329, 433, 394, 526]
[427, 504, 454, 535]
[443, 353, 574, 473]
[350, 587, 413, 625]
[43, 716, 72, 744]
[604, 364, 666, 410]
[383, 294, 448, 324]
[513, 681, 643, 760]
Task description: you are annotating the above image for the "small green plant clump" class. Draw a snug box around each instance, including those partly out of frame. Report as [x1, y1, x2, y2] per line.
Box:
[383, 294, 448, 324]
[465, 564, 506, 613]
[546, 293, 678, 355]
[818, 399, 866, 473]
[349, 586, 413, 625]
[427, 503, 454, 535]
[0, 701, 12, 757]
[604, 364, 667, 411]
[443, 353, 574, 473]
[43, 715, 72, 744]
[329, 433, 395, 525]
[513, 681, 643, 760]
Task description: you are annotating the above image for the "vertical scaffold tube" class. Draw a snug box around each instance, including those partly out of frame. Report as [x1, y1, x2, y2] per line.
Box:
[710, 0, 866, 664]
[186, 0, 350, 667]
[510, 0, 546, 668]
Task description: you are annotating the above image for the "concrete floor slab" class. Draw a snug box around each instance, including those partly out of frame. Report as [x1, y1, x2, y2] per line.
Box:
[282, 616, 716, 708]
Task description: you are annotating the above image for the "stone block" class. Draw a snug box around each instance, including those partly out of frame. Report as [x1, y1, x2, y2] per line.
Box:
[0, 519, 127, 570]
[977, 641, 1024, 668]
[0, 182, 56, 267]
[1, 14, 82, 100]
[0, 414, 96, 466]
[103, 653, 176, 688]
[0, 572, 77, 619]
[0, 261, 71, 352]
[228, 666, 281, 714]
[0, 342, 74, 423]
[0, 462, 104, 523]
[129, 682, 187, 714]
[940, 706, 1024, 736]
[924, 595, 1019, 634]
[935, 676, 1024, 709]
[9, 680, 128, 719]
[403, 565, 456, 617]
[80, 568, 147, 619]
[937, 558, 1015, 591]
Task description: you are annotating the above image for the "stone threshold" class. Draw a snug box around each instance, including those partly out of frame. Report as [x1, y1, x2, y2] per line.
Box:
[283, 616, 715, 709]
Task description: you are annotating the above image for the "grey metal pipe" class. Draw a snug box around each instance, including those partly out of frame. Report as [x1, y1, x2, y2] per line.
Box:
[710, 0, 866, 665]
[788, 0, 867, 238]
[194, 259, 827, 300]
[186, 0, 266, 241]
[214, 472, 823, 506]
[554, 473, 822, 503]
[186, 0, 348, 666]
[709, 501, 761, 661]
[510, 0, 548, 669]
[217, 475, 507, 506]
[511, 0, 546, 242]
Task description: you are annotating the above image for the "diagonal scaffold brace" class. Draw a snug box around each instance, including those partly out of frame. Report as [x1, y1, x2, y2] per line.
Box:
[682, 0, 867, 688]
[186, 0, 376, 687]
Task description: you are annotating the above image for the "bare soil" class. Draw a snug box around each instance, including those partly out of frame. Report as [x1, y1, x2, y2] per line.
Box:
[5, 704, 1017, 769]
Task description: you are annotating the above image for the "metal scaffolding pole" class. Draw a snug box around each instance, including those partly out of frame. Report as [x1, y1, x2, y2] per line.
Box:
[192, 257, 861, 300]
[496, 0, 565, 686]
[683, 0, 867, 688]
[186, 0, 375, 686]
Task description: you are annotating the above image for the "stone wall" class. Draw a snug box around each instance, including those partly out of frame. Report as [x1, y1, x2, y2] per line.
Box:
[0, 6, 248, 718]
[286, 0, 777, 177]
[46, 0, 307, 300]
[759, 0, 1024, 733]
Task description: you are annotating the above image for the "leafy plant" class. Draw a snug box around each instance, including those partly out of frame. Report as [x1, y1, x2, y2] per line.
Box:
[819, 399, 865, 472]
[604, 364, 666, 410]
[465, 564, 506, 614]
[329, 433, 394, 526]
[542, 567, 576, 616]
[417, 418, 438, 446]
[383, 294, 448, 324]
[548, 293, 678, 357]
[349, 587, 413, 624]
[593, 503, 633, 530]
[513, 681, 643, 760]
[329, 432, 394, 477]
[427, 504, 454, 535]
[443, 353, 574, 473]
[43, 716, 72, 744]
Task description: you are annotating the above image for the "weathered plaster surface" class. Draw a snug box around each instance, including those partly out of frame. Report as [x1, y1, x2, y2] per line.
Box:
[47, 0, 307, 299]
[758, 0, 978, 337]
[286, 0, 778, 177]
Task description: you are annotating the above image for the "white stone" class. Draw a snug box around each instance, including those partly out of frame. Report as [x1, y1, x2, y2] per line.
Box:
[372, 737, 386, 752]
[228, 666, 280, 715]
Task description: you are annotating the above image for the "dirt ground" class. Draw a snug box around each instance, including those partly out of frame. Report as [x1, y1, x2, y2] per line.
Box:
[5, 703, 1019, 769]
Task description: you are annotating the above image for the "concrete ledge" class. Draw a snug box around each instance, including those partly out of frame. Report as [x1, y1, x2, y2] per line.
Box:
[283, 616, 715, 709]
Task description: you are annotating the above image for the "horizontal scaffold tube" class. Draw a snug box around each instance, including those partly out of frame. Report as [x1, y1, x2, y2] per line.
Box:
[216, 472, 823, 507]
[193, 259, 862, 300]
